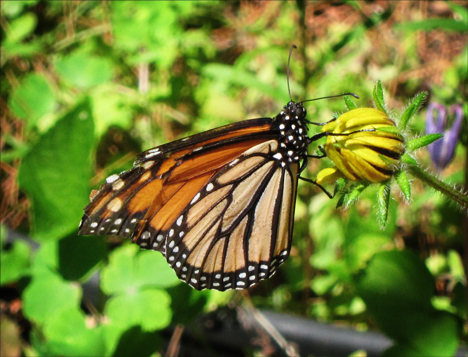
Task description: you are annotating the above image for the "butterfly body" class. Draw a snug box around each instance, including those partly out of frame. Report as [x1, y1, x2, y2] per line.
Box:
[79, 101, 313, 291]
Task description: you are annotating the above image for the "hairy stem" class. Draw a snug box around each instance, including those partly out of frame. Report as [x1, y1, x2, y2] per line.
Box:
[406, 165, 468, 210]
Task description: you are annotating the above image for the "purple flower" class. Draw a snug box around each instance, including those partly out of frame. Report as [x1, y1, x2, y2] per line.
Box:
[426, 103, 463, 170]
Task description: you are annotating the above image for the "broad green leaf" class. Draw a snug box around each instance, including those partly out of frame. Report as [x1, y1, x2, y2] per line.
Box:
[105, 289, 172, 331]
[1, 1, 39, 17]
[91, 84, 133, 136]
[2, 41, 41, 60]
[383, 311, 459, 357]
[372, 80, 387, 114]
[111, 2, 181, 68]
[58, 234, 107, 281]
[23, 272, 81, 326]
[43, 308, 106, 357]
[0, 235, 31, 285]
[9, 74, 57, 127]
[203, 64, 287, 102]
[101, 244, 139, 294]
[5, 13, 37, 44]
[354, 249, 460, 356]
[18, 100, 94, 241]
[104, 325, 162, 357]
[101, 244, 180, 295]
[398, 92, 427, 130]
[343, 203, 395, 272]
[406, 134, 443, 152]
[356, 250, 435, 313]
[55, 52, 113, 89]
[448, 2, 468, 23]
[30, 240, 59, 275]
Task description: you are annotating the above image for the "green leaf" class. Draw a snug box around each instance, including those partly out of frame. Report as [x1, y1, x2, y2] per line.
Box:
[9, 74, 57, 127]
[398, 92, 427, 130]
[101, 244, 180, 295]
[58, 234, 107, 281]
[105, 289, 172, 331]
[5, 12, 37, 44]
[448, 2, 468, 23]
[1, 232, 31, 285]
[355, 250, 459, 356]
[377, 183, 390, 229]
[397, 18, 468, 32]
[23, 272, 81, 326]
[18, 100, 94, 241]
[356, 250, 435, 313]
[1, 1, 39, 18]
[382, 311, 459, 357]
[406, 134, 443, 152]
[395, 171, 411, 201]
[91, 84, 133, 136]
[106, 325, 162, 357]
[203, 63, 287, 102]
[344, 95, 358, 110]
[43, 308, 106, 357]
[372, 80, 387, 114]
[55, 52, 113, 89]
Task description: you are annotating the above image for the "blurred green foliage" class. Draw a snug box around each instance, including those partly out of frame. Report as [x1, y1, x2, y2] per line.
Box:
[1, 1, 467, 356]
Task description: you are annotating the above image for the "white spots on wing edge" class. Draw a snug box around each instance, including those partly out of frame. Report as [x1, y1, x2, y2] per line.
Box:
[106, 174, 119, 184]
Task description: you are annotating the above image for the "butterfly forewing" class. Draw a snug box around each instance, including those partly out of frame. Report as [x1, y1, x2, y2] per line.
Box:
[79, 119, 277, 252]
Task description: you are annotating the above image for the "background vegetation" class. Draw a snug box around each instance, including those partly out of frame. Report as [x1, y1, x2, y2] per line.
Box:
[1, 1, 467, 356]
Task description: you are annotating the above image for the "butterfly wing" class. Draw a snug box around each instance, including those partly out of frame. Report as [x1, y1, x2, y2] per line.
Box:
[144, 139, 299, 291]
[78, 118, 275, 247]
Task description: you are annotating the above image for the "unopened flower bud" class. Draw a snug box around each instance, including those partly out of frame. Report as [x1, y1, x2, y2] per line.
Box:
[318, 108, 405, 184]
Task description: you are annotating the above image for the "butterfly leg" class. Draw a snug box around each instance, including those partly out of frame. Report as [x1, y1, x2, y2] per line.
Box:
[305, 117, 337, 126]
[307, 146, 326, 159]
[299, 176, 334, 199]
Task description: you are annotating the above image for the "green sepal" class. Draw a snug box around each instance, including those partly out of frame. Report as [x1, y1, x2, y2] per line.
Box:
[401, 153, 417, 165]
[344, 95, 358, 110]
[334, 177, 347, 196]
[372, 80, 387, 114]
[343, 183, 367, 208]
[398, 92, 427, 130]
[395, 170, 411, 201]
[406, 134, 443, 152]
[336, 193, 346, 209]
[377, 183, 390, 229]
[376, 126, 400, 134]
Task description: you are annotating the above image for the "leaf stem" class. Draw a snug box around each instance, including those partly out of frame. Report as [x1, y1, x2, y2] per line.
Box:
[406, 165, 468, 210]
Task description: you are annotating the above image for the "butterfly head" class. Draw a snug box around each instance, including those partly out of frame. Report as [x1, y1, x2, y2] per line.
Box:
[285, 101, 307, 119]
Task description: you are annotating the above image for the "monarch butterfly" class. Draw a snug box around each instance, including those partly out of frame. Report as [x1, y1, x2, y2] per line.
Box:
[78, 47, 355, 291]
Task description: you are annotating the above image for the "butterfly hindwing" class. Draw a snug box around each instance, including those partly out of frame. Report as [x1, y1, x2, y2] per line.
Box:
[79, 118, 276, 254]
[160, 140, 299, 291]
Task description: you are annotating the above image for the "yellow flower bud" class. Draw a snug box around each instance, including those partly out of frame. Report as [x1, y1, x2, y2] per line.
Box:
[319, 108, 405, 183]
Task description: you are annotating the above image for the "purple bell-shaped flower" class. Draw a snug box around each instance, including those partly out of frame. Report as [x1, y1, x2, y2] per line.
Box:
[425, 103, 463, 170]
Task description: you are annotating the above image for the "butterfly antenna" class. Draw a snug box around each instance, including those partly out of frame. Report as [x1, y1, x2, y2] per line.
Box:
[300, 92, 359, 104]
[287, 45, 297, 102]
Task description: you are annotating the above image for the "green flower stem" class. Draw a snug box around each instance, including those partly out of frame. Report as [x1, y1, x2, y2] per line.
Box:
[406, 165, 468, 209]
